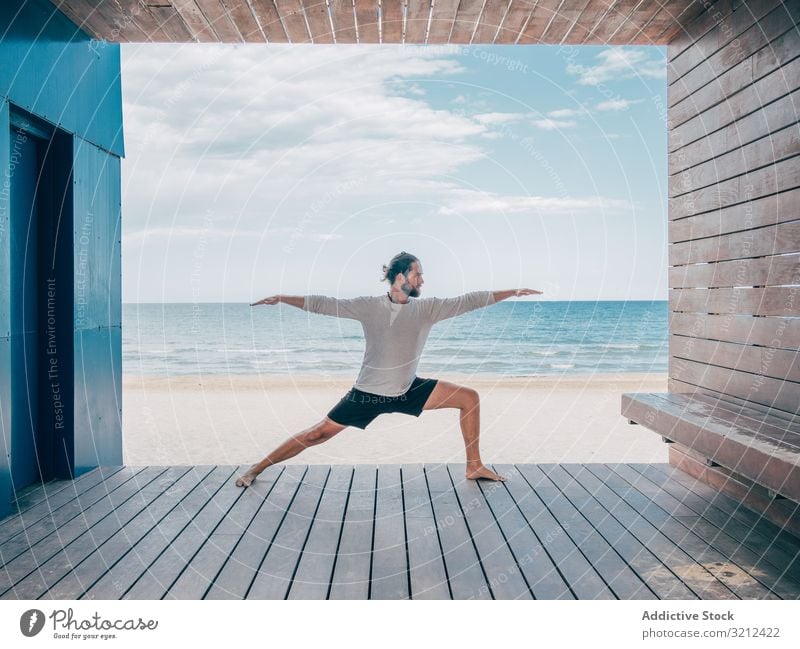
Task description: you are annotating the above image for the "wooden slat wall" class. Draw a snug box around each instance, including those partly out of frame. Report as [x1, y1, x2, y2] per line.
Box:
[666, 0, 800, 415]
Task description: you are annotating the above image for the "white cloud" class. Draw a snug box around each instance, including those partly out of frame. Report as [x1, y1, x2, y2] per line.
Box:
[121, 44, 492, 234]
[531, 118, 577, 130]
[436, 188, 632, 216]
[595, 98, 643, 111]
[473, 112, 527, 125]
[547, 107, 586, 118]
[567, 48, 666, 86]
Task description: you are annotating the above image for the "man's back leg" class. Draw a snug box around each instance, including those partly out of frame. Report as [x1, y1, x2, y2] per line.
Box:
[235, 417, 347, 487]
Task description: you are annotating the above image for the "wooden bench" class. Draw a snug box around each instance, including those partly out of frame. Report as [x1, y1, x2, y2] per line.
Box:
[622, 391, 800, 539]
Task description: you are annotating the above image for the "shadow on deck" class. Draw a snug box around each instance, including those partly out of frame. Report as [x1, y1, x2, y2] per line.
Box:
[1, 463, 798, 600]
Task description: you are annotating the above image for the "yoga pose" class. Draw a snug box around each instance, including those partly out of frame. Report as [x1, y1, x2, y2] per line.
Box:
[236, 251, 542, 487]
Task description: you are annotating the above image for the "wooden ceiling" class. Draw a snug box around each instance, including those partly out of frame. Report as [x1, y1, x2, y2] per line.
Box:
[50, 0, 708, 44]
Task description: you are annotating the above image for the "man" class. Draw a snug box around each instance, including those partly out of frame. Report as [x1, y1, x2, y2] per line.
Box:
[236, 251, 542, 487]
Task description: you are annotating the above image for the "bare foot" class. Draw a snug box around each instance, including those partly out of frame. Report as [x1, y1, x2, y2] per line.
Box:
[235, 468, 259, 488]
[465, 464, 507, 482]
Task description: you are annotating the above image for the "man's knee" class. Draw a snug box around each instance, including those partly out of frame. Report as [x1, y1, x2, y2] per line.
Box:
[302, 419, 343, 444]
[460, 388, 480, 410]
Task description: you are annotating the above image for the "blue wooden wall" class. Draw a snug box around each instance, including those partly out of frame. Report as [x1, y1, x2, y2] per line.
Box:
[0, 0, 124, 517]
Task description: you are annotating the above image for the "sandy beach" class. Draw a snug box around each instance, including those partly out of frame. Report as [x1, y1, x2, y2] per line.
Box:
[123, 372, 669, 466]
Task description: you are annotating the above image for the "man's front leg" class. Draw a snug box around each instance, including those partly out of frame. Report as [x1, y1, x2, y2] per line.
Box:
[458, 389, 506, 482]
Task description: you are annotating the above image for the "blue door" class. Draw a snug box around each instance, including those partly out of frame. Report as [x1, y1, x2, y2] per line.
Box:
[9, 126, 41, 490]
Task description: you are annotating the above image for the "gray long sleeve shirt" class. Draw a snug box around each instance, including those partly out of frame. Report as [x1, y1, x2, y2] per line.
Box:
[301, 291, 496, 396]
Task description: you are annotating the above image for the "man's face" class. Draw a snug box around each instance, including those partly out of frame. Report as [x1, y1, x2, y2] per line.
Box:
[399, 261, 424, 297]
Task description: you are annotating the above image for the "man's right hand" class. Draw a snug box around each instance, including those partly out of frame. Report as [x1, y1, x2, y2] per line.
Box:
[250, 295, 281, 306]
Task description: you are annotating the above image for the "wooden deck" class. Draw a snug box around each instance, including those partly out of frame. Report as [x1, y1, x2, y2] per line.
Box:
[1, 463, 798, 600]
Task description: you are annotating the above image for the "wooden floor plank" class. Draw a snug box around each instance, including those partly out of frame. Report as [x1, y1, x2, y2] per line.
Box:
[541, 464, 697, 599]
[632, 463, 800, 584]
[1, 467, 179, 599]
[424, 464, 490, 599]
[123, 466, 252, 599]
[40, 466, 214, 599]
[2, 463, 793, 600]
[200, 465, 294, 599]
[369, 464, 409, 600]
[287, 466, 352, 600]
[483, 464, 572, 599]
[589, 464, 777, 599]
[185, 465, 276, 599]
[447, 464, 532, 600]
[0, 467, 160, 597]
[328, 464, 376, 600]
[0, 467, 142, 550]
[81, 466, 237, 599]
[610, 463, 796, 598]
[164, 465, 301, 600]
[644, 462, 800, 558]
[403, 464, 450, 599]
[247, 465, 330, 599]
[625, 463, 800, 581]
[10, 467, 117, 514]
[501, 465, 606, 599]
[507, 465, 615, 599]
[517, 464, 654, 600]
[561, 464, 738, 600]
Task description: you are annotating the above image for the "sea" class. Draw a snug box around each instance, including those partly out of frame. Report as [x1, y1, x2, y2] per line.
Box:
[123, 300, 668, 378]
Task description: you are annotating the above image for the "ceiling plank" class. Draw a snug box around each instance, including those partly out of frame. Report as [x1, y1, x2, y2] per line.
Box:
[589, 0, 640, 43]
[301, 0, 334, 42]
[171, 0, 218, 41]
[329, 0, 356, 43]
[427, 0, 459, 44]
[249, 0, 290, 42]
[381, 0, 404, 43]
[405, 0, 432, 43]
[354, 0, 379, 42]
[192, 0, 246, 41]
[274, 0, 312, 41]
[561, 0, 613, 44]
[610, 0, 663, 43]
[473, 0, 511, 44]
[114, 0, 175, 41]
[544, 0, 591, 44]
[147, 5, 196, 41]
[224, 0, 268, 41]
[450, 0, 485, 43]
[518, 0, 562, 44]
[494, 0, 536, 44]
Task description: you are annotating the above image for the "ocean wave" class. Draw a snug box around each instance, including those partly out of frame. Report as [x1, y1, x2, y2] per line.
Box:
[214, 348, 300, 354]
[549, 363, 575, 369]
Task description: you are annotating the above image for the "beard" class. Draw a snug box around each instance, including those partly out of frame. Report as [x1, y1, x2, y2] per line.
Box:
[403, 282, 421, 298]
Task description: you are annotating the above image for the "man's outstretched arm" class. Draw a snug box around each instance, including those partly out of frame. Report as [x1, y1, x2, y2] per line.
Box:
[250, 294, 369, 320]
[250, 295, 304, 308]
[492, 288, 543, 302]
[426, 288, 542, 323]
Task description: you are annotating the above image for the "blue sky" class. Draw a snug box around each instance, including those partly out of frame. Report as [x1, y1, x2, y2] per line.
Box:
[120, 43, 668, 303]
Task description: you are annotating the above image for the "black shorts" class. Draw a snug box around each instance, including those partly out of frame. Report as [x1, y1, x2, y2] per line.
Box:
[326, 376, 439, 430]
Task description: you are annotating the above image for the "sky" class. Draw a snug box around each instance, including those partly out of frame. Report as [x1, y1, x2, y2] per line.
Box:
[120, 42, 669, 303]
